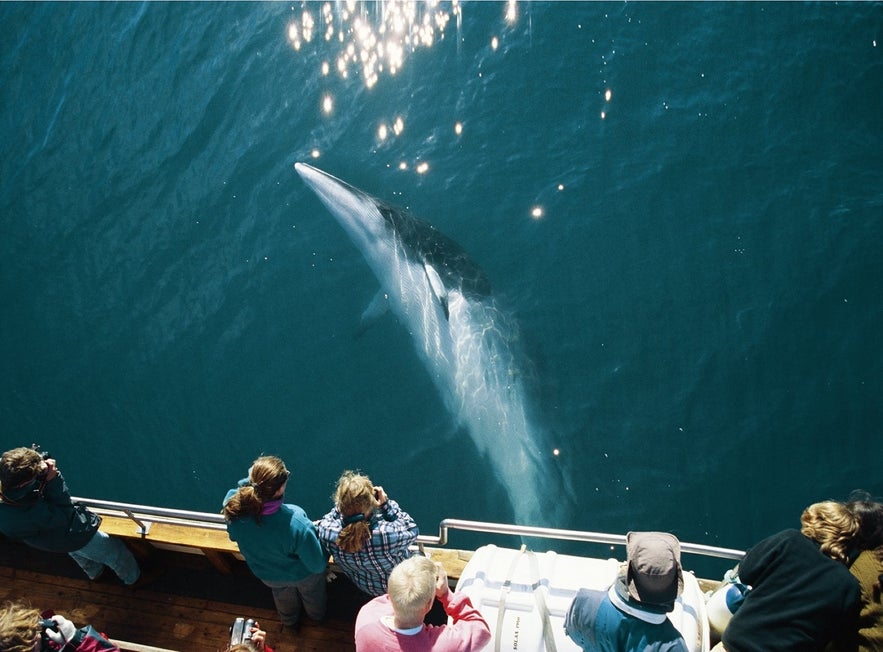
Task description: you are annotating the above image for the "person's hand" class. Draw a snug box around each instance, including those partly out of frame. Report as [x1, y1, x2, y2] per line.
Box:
[45, 614, 77, 645]
[434, 562, 450, 599]
[373, 486, 388, 506]
[249, 622, 267, 651]
[42, 458, 59, 482]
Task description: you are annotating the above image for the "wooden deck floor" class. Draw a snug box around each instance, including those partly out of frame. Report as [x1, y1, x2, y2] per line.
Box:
[0, 537, 370, 652]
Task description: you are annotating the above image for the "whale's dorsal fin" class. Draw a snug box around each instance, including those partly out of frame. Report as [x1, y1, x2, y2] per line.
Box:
[423, 263, 449, 320]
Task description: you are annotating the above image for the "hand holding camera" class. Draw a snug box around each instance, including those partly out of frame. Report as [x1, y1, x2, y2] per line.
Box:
[31, 444, 58, 483]
[42, 615, 77, 646]
[229, 617, 267, 650]
[373, 486, 388, 507]
[433, 561, 450, 600]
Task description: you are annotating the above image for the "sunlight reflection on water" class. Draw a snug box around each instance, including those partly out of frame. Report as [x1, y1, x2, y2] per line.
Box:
[287, 0, 462, 89]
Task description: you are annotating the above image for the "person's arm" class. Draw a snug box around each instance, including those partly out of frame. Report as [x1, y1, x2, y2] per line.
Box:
[290, 512, 329, 574]
[374, 499, 419, 553]
[44, 615, 121, 652]
[39, 459, 74, 506]
[315, 508, 342, 547]
[434, 563, 492, 649]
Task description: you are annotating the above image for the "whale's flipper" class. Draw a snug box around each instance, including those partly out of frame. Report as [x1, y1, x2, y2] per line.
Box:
[356, 290, 390, 336]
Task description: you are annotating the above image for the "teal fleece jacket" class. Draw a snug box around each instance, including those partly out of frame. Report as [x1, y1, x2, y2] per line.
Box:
[223, 483, 326, 582]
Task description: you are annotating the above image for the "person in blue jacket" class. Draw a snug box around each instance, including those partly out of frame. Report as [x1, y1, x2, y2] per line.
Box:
[222, 455, 327, 629]
[565, 531, 689, 652]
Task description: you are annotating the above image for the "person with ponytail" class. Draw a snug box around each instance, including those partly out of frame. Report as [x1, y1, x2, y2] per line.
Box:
[222, 456, 327, 630]
[317, 470, 419, 596]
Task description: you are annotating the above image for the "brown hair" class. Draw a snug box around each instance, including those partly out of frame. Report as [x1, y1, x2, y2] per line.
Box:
[222, 456, 290, 523]
[0, 447, 42, 490]
[334, 470, 378, 553]
[800, 500, 859, 565]
[0, 601, 41, 652]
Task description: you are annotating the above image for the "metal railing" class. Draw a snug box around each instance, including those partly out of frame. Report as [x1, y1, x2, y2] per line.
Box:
[74, 497, 745, 561]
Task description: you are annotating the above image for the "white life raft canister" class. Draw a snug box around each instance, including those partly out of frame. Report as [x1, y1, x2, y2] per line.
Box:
[706, 572, 751, 637]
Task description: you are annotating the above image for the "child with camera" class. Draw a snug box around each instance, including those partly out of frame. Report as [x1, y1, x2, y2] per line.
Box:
[0, 600, 119, 652]
[227, 617, 272, 652]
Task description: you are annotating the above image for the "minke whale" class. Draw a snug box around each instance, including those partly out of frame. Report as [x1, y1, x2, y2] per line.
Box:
[295, 162, 568, 526]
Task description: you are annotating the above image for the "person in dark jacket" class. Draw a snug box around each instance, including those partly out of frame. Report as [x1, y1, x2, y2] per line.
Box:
[714, 500, 862, 652]
[0, 446, 142, 586]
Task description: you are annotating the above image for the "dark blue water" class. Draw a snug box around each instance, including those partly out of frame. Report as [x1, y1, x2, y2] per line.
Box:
[2, 2, 881, 575]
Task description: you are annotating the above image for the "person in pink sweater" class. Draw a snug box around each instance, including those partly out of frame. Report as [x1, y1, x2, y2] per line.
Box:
[354, 555, 491, 651]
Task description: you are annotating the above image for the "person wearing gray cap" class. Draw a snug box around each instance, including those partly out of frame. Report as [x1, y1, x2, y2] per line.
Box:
[564, 531, 689, 651]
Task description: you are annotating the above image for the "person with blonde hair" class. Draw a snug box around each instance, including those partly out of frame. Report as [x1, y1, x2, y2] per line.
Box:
[354, 555, 491, 651]
[800, 500, 859, 564]
[713, 500, 861, 651]
[0, 600, 119, 651]
[318, 470, 418, 596]
[222, 456, 327, 630]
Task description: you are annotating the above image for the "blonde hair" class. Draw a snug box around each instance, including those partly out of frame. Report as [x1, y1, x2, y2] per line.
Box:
[800, 500, 859, 564]
[0, 601, 41, 652]
[227, 644, 261, 652]
[222, 456, 290, 523]
[334, 470, 379, 553]
[387, 556, 436, 626]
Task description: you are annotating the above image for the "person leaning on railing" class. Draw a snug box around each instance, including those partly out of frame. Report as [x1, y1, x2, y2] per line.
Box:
[317, 470, 419, 597]
[222, 455, 327, 631]
[0, 446, 152, 588]
[711, 501, 862, 652]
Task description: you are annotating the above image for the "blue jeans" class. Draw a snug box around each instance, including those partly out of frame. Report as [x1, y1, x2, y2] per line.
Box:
[262, 571, 327, 626]
[68, 530, 140, 585]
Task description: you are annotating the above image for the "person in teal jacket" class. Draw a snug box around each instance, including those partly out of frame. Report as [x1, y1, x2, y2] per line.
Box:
[222, 455, 327, 629]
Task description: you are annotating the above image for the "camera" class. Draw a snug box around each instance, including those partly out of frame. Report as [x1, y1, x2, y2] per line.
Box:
[31, 444, 52, 480]
[229, 617, 255, 646]
[39, 618, 57, 644]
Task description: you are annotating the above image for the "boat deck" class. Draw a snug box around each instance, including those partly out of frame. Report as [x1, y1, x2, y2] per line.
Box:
[0, 537, 369, 652]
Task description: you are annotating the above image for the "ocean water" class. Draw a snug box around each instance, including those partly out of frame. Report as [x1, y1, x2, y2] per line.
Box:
[2, 2, 881, 576]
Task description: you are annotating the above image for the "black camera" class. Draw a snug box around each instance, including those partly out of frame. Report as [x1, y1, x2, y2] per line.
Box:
[229, 617, 255, 646]
[31, 444, 52, 480]
[39, 618, 58, 644]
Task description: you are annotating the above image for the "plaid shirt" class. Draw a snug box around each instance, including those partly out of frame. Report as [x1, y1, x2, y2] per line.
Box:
[317, 499, 419, 596]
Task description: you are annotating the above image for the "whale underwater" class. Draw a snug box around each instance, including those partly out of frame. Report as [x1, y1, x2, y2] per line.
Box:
[295, 162, 569, 527]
